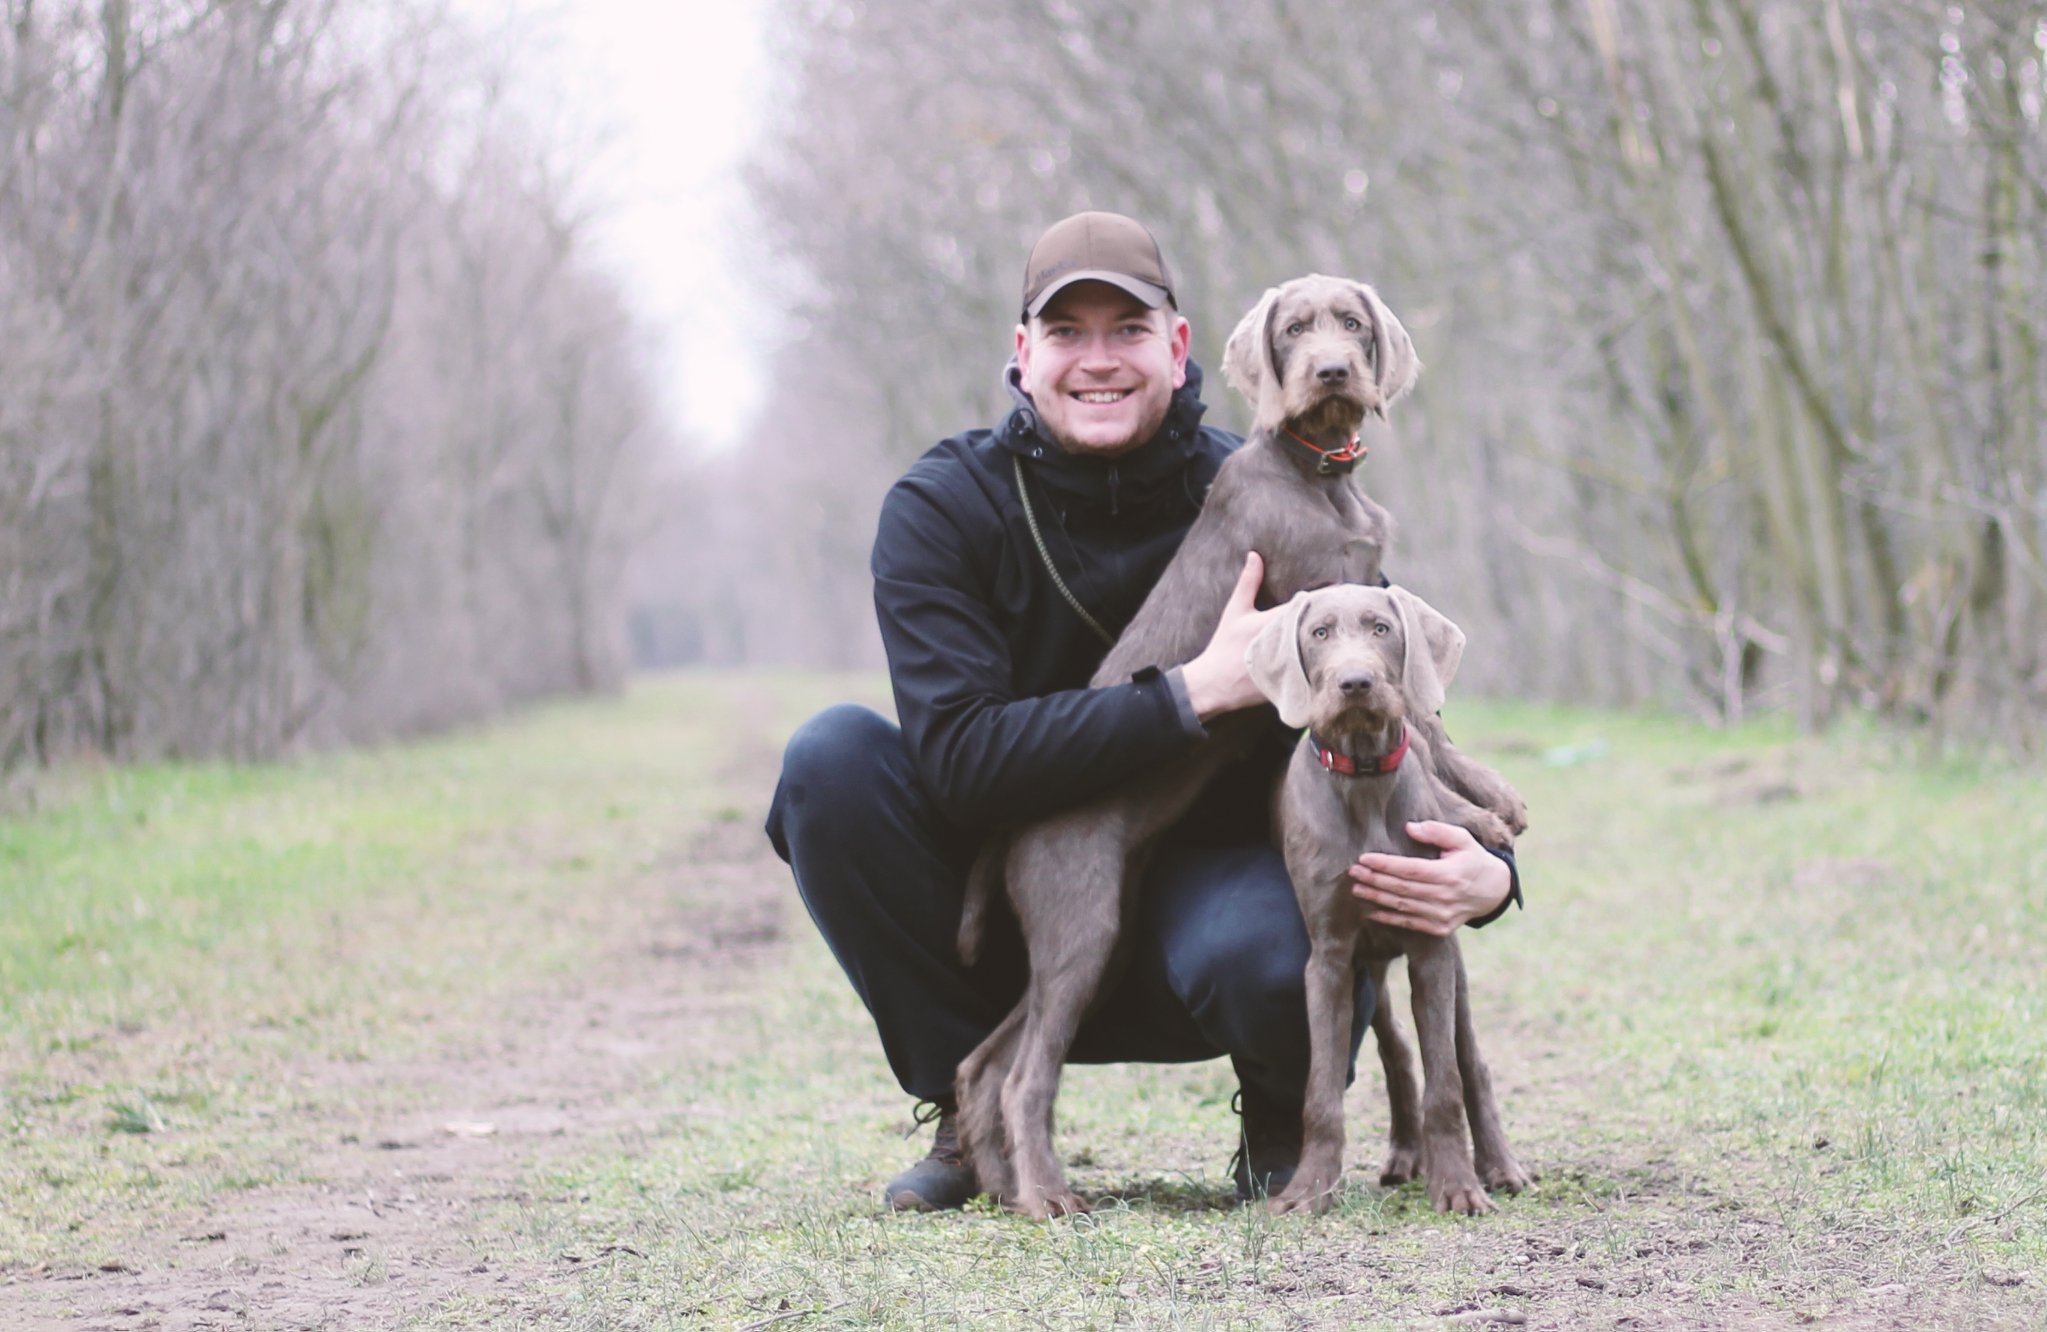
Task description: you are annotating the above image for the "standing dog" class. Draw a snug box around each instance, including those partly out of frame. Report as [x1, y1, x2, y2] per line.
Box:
[1247, 583, 1532, 1215]
[955, 276, 1517, 1218]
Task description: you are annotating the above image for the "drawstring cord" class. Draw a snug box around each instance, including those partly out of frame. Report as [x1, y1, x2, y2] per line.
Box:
[1013, 455, 1116, 648]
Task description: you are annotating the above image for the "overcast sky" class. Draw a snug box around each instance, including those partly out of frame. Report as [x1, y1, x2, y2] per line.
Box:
[472, 0, 776, 454]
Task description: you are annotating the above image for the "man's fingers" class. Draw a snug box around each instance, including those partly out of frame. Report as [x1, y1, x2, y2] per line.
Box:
[1356, 882, 1452, 921]
[1358, 879, 1454, 931]
[1352, 855, 1455, 886]
[1404, 819, 1476, 852]
[1366, 908, 1453, 937]
[1226, 551, 1265, 613]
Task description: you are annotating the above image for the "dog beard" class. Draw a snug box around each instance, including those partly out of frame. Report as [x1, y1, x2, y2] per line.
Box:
[1288, 387, 1371, 438]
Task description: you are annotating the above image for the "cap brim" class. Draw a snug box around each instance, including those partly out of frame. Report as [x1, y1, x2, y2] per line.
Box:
[1025, 270, 1173, 319]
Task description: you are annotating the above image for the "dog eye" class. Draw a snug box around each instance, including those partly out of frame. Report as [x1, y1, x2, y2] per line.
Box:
[1285, 322, 1304, 337]
[1344, 316, 1361, 332]
[1372, 621, 1390, 636]
[1312, 625, 1330, 639]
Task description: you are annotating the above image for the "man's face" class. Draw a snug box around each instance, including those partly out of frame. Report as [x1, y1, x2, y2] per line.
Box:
[1016, 283, 1191, 458]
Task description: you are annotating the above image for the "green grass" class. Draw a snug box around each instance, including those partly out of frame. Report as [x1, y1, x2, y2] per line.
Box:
[3, 676, 2044, 1328]
[470, 693, 2046, 1329]
[0, 672, 865, 1274]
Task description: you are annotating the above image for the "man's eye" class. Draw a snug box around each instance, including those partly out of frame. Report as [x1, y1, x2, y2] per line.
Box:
[1344, 316, 1361, 332]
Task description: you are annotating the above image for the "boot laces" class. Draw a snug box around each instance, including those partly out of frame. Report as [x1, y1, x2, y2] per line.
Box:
[908, 1098, 964, 1166]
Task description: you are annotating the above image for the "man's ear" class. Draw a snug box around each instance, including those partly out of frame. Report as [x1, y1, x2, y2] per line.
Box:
[1222, 286, 1285, 433]
[1246, 592, 1315, 728]
[1387, 586, 1463, 717]
[1168, 312, 1191, 389]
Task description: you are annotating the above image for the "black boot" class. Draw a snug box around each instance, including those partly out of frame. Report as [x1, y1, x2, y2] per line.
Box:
[884, 1100, 980, 1211]
[1230, 1085, 1303, 1203]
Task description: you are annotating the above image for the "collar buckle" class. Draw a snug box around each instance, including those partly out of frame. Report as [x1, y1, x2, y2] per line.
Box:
[1312, 723, 1408, 778]
[1284, 425, 1367, 475]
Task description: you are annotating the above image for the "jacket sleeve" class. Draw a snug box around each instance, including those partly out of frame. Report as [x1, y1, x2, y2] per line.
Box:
[1468, 847, 1522, 928]
[872, 481, 1206, 829]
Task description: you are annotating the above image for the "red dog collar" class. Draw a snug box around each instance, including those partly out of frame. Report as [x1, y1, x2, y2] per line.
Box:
[1282, 425, 1367, 475]
[1314, 723, 1408, 776]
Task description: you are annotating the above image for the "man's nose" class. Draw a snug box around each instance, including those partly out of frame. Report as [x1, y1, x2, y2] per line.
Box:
[1079, 334, 1122, 365]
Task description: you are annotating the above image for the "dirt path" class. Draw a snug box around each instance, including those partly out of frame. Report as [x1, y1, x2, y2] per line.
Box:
[1, 816, 786, 1331]
[4, 692, 2040, 1330]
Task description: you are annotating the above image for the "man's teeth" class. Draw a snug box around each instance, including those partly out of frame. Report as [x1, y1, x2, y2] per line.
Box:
[1076, 391, 1129, 403]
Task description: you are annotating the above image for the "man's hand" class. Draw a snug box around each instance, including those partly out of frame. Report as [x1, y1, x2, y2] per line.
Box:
[1180, 552, 1276, 721]
[1349, 821, 1510, 936]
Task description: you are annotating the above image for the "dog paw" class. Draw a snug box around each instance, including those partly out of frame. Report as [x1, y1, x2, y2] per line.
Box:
[1009, 1189, 1090, 1220]
[1269, 1176, 1340, 1216]
[1479, 1156, 1533, 1195]
[1469, 809, 1513, 850]
[1429, 1177, 1496, 1216]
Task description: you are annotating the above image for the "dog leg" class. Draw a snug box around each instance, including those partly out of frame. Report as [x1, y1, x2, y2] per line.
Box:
[1409, 717, 1528, 838]
[1452, 948, 1531, 1195]
[1406, 937, 1493, 1215]
[1366, 956, 1424, 1186]
[1270, 936, 1356, 1215]
[956, 1005, 1025, 1204]
[996, 822, 1152, 1220]
[998, 984, 1097, 1218]
[998, 886, 1124, 1219]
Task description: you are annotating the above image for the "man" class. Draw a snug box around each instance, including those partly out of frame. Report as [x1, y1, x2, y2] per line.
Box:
[765, 212, 1518, 1211]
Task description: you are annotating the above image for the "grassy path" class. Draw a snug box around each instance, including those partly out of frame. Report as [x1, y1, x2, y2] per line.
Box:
[1, 675, 2042, 1329]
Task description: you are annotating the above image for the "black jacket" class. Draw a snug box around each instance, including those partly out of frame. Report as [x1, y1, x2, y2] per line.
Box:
[868, 359, 1520, 921]
[872, 361, 1236, 830]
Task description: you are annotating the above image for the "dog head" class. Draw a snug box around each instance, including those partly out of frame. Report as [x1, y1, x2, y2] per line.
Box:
[1246, 584, 1464, 736]
[1221, 275, 1421, 437]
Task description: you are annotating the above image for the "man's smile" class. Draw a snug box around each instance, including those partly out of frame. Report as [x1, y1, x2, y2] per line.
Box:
[1073, 389, 1133, 403]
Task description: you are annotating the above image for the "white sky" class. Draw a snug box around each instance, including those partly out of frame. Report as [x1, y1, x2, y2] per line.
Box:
[469, 0, 776, 454]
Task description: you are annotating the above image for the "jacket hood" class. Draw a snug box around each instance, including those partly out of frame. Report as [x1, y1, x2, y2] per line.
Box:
[996, 358, 1214, 515]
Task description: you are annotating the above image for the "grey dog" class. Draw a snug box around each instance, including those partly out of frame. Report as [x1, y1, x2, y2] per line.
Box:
[1248, 583, 1532, 1215]
[954, 275, 1520, 1217]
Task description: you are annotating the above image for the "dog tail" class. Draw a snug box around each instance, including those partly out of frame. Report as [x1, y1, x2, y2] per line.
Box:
[957, 835, 1007, 965]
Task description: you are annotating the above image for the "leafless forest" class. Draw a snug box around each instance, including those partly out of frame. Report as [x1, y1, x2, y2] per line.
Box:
[660, 0, 2047, 749]
[8, 2, 2045, 771]
[1, 0, 664, 769]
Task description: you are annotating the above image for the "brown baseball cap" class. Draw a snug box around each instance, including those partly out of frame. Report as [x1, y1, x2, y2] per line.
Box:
[1021, 211, 1176, 320]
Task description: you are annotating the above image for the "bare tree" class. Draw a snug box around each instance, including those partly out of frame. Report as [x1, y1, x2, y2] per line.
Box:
[0, 0, 671, 768]
[696, 0, 2047, 748]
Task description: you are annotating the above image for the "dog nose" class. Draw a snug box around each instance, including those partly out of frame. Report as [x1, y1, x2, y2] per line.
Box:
[1316, 362, 1350, 385]
[1337, 671, 1374, 694]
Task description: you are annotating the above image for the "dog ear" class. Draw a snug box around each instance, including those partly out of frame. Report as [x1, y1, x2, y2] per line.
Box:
[1245, 591, 1315, 729]
[1387, 586, 1463, 717]
[1355, 283, 1421, 414]
[1223, 286, 1287, 434]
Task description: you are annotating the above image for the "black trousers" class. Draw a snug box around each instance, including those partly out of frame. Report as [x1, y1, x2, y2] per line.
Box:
[763, 704, 1372, 1106]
